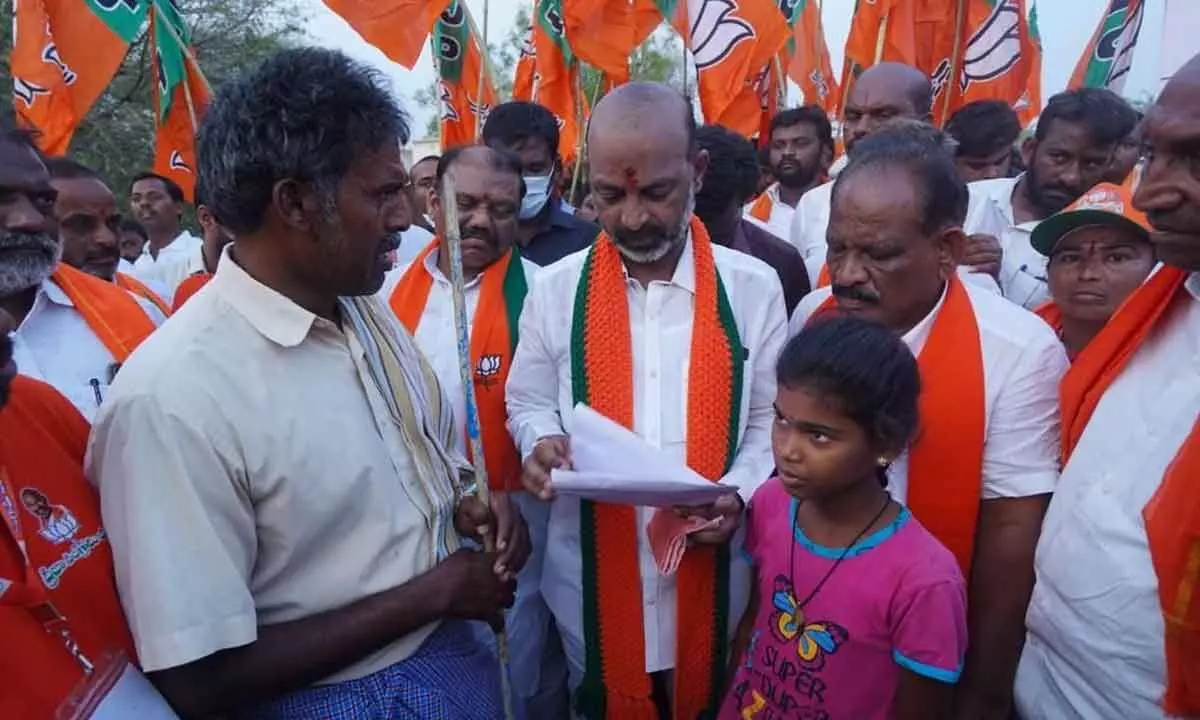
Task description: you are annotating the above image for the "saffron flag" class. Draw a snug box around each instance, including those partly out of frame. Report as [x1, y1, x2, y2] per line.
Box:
[1015, 0, 1042, 126]
[949, 0, 1037, 122]
[1069, 0, 1144, 93]
[839, 0, 917, 112]
[533, 0, 585, 163]
[512, 24, 536, 100]
[655, 0, 788, 127]
[323, 0, 452, 69]
[781, 0, 838, 114]
[434, 0, 497, 149]
[563, 0, 656, 84]
[718, 61, 781, 140]
[11, 0, 146, 155]
[150, 1, 210, 203]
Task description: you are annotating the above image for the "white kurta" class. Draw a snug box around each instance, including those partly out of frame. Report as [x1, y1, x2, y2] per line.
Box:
[963, 176, 1051, 310]
[742, 184, 795, 243]
[1017, 272, 1200, 720]
[505, 236, 786, 682]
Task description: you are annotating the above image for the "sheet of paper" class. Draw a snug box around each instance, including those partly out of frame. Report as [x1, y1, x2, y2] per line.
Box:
[549, 404, 738, 507]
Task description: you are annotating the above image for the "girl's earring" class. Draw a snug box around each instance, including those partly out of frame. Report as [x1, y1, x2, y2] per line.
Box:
[876, 456, 891, 468]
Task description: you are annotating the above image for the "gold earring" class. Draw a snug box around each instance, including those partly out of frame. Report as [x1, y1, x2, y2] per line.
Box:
[876, 456, 891, 468]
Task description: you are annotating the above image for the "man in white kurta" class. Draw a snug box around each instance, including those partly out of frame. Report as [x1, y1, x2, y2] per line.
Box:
[1015, 53, 1200, 720]
[506, 83, 785, 717]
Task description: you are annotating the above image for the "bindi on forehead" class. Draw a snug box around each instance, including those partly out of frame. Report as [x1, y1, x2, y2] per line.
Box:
[623, 167, 639, 190]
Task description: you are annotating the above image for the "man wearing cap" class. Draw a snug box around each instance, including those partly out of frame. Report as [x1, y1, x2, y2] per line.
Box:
[1031, 183, 1157, 359]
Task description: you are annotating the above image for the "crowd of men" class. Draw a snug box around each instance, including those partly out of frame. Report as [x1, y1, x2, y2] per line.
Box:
[0, 40, 1197, 720]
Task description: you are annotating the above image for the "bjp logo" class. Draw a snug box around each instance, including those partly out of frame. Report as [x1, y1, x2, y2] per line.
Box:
[476, 354, 503, 388]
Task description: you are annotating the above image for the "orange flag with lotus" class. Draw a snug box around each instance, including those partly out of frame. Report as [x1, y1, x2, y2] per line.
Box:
[323, 0, 452, 69]
[11, 0, 147, 155]
[950, 0, 1036, 121]
[435, 0, 497, 149]
[783, 0, 839, 114]
[150, 2, 210, 203]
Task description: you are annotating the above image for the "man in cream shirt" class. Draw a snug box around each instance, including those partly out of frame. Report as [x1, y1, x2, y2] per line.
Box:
[507, 83, 785, 719]
[129, 172, 202, 291]
[88, 49, 528, 719]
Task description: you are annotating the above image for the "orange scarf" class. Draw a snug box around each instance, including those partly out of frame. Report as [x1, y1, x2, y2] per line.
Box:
[389, 240, 527, 492]
[816, 263, 830, 289]
[747, 188, 773, 223]
[571, 218, 742, 719]
[1034, 301, 1062, 334]
[1057, 266, 1200, 714]
[113, 272, 170, 317]
[171, 272, 212, 312]
[815, 276, 986, 572]
[50, 265, 156, 363]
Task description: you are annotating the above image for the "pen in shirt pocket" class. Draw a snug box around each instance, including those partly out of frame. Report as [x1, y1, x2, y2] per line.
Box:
[90, 378, 103, 407]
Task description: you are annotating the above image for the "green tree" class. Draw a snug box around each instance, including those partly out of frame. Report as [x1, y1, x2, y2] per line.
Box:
[1, 0, 304, 204]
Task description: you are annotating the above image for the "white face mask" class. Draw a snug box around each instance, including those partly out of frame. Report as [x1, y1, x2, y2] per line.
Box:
[519, 172, 553, 220]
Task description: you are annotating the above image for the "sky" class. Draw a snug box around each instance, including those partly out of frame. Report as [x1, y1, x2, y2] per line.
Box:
[301, 0, 1169, 141]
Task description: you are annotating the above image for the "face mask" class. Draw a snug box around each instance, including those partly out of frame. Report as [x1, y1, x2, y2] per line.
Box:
[519, 173, 553, 220]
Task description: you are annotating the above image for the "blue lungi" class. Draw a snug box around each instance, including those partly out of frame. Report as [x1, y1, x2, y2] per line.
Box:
[240, 620, 504, 719]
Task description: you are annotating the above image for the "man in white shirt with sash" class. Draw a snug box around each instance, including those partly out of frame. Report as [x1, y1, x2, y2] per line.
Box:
[789, 124, 1066, 718]
[507, 81, 786, 719]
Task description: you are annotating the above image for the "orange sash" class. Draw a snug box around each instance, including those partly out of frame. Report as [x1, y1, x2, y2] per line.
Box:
[747, 190, 773, 223]
[816, 263, 830, 289]
[171, 272, 212, 312]
[388, 240, 526, 492]
[1034, 301, 1062, 334]
[815, 276, 986, 572]
[1058, 266, 1200, 714]
[50, 265, 156, 363]
[113, 272, 171, 317]
[572, 218, 741, 719]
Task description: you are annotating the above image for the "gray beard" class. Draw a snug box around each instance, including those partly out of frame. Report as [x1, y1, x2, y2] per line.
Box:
[612, 191, 695, 265]
[0, 231, 60, 297]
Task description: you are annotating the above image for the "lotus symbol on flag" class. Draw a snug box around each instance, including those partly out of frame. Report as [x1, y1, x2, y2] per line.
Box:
[520, 30, 535, 59]
[440, 82, 459, 122]
[476, 354, 502, 386]
[689, 0, 755, 71]
[13, 78, 51, 108]
[169, 152, 192, 174]
[960, 0, 1022, 90]
[808, 68, 829, 100]
[41, 44, 77, 85]
[1100, 1, 1143, 91]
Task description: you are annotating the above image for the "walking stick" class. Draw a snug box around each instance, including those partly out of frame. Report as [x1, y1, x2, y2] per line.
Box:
[440, 174, 517, 720]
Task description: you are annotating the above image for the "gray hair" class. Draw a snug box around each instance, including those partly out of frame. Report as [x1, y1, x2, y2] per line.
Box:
[196, 47, 410, 234]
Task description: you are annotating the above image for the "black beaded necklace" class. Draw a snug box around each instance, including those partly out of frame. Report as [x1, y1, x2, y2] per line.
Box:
[787, 495, 893, 609]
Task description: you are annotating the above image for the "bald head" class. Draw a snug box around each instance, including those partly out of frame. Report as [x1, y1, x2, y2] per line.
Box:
[1132, 51, 1200, 271]
[585, 82, 706, 266]
[843, 63, 934, 155]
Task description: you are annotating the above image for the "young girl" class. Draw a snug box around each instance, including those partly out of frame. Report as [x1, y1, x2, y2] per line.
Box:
[721, 316, 967, 720]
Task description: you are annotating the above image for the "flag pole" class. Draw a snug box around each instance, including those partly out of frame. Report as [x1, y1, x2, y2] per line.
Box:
[151, 2, 213, 97]
[943, 0, 966, 124]
[474, 0, 491, 140]
[569, 64, 585, 206]
[440, 172, 517, 720]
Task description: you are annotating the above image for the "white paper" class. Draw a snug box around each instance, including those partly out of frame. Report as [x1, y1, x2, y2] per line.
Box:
[90, 663, 179, 719]
[549, 404, 738, 508]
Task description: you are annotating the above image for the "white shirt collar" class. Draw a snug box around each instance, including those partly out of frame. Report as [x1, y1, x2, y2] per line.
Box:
[620, 231, 697, 295]
[208, 245, 318, 348]
[899, 281, 951, 357]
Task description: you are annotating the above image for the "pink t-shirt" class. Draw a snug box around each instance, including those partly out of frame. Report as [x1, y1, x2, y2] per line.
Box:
[720, 477, 968, 720]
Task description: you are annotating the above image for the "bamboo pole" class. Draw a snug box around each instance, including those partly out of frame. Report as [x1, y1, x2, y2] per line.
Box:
[474, 0, 491, 140]
[942, 0, 966, 124]
[440, 173, 517, 720]
[151, 1, 213, 97]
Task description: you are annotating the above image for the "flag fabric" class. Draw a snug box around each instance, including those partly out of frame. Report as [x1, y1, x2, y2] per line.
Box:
[1068, 0, 1145, 93]
[562, 0, 657, 84]
[839, 0, 918, 112]
[654, 0, 788, 127]
[11, 0, 146, 155]
[512, 25, 536, 100]
[1015, 0, 1042, 125]
[150, 2, 210, 203]
[717, 60, 780, 139]
[322, 0, 452, 69]
[434, 0, 498, 149]
[530, 0, 585, 163]
[782, 0, 839, 114]
[949, 0, 1037, 122]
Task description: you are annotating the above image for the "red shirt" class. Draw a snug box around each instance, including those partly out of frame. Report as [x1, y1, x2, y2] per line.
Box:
[0, 376, 135, 718]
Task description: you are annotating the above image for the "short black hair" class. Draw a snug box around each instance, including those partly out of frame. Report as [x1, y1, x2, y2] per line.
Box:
[197, 47, 410, 234]
[119, 217, 148, 241]
[945, 100, 1021, 158]
[835, 122, 969, 233]
[434, 144, 526, 198]
[769, 106, 834, 150]
[481, 101, 560, 160]
[694, 124, 759, 222]
[45, 157, 101, 181]
[1035, 88, 1140, 146]
[778, 315, 921, 469]
[130, 172, 184, 203]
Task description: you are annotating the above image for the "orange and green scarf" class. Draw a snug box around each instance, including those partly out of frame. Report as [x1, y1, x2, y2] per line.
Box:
[51, 264, 157, 363]
[571, 217, 743, 720]
[389, 240, 527, 492]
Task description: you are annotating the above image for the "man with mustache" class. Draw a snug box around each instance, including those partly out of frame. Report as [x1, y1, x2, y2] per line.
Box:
[128, 172, 201, 292]
[507, 81, 786, 719]
[789, 63, 1003, 291]
[87, 49, 529, 718]
[45, 158, 172, 315]
[789, 124, 1067, 719]
[964, 88, 1140, 309]
[0, 128, 161, 420]
[1016, 52, 1200, 720]
[744, 105, 833, 242]
[383, 145, 559, 718]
